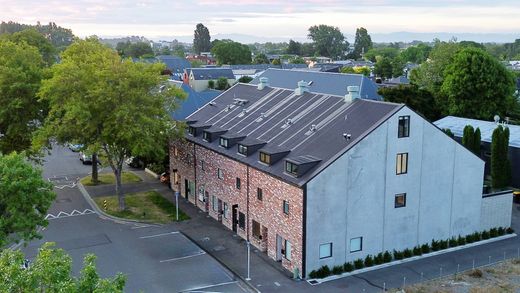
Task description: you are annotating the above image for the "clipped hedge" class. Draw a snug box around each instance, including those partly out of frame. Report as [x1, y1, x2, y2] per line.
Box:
[307, 226, 513, 279]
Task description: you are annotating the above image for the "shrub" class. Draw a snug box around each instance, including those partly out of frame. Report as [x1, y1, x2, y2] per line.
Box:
[309, 270, 317, 279]
[216, 77, 229, 90]
[413, 246, 422, 256]
[457, 235, 466, 246]
[364, 255, 374, 267]
[489, 228, 498, 238]
[393, 250, 404, 260]
[315, 265, 331, 278]
[374, 253, 384, 265]
[466, 234, 475, 243]
[403, 248, 413, 258]
[431, 239, 440, 251]
[481, 230, 490, 240]
[473, 232, 482, 241]
[421, 244, 430, 254]
[439, 239, 448, 249]
[208, 80, 215, 89]
[354, 259, 364, 269]
[332, 265, 344, 275]
[498, 227, 506, 236]
[468, 269, 483, 278]
[343, 262, 354, 272]
[507, 227, 514, 234]
[449, 237, 458, 247]
[383, 251, 392, 263]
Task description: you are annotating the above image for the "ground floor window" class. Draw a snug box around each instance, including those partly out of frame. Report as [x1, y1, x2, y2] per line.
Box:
[238, 212, 245, 230]
[284, 240, 292, 261]
[350, 237, 363, 252]
[319, 243, 332, 259]
[212, 195, 217, 211]
[223, 202, 229, 219]
[252, 220, 261, 239]
[198, 186, 204, 202]
[395, 193, 406, 208]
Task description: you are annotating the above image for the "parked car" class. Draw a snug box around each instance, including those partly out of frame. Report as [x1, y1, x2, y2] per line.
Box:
[79, 152, 92, 164]
[125, 156, 145, 168]
[68, 143, 83, 152]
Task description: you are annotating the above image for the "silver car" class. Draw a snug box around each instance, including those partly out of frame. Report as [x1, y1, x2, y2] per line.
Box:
[79, 152, 92, 164]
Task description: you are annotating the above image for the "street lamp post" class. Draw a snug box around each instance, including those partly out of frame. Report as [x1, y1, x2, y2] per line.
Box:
[246, 241, 251, 281]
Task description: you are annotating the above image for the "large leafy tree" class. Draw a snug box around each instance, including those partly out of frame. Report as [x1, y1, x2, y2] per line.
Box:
[193, 23, 211, 55]
[0, 242, 126, 292]
[441, 47, 516, 120]
[211, 40, 251, 65]
[307, 24, 347, 59]
[378, 85, 440, 121]
[253, 53, 269, 64]
[286, 39, 302, 55]
[0, 152, 55, 247]
[0, 40, 46, 155]
[36, 38, 186, 210]
[351, 27, 373, 60]
[116, 41, 153, 58]
[373, 57, 393, 80]
[363, 47, 399, 62]
[0, 28, 55, 66]
[400, 43, 432, 64]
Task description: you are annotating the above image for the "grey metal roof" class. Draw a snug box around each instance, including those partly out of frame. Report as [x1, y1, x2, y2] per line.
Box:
[185, 83, 402, 186]
[156, 55, 191, 74]
[250, 68, 382, 101]
[434, 116, 520, 148]
[189, 68, 235, 80]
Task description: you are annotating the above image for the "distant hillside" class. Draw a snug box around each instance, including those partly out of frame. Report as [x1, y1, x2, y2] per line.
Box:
[0, 21, 74, 50]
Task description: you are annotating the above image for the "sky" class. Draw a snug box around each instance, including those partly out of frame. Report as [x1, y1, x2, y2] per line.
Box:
[1, 0, 520, 42]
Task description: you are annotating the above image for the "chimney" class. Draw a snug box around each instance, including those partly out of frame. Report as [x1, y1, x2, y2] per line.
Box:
[295, 80, 309, 95]
[257, 77, 269, 90]
[345, 86, 360, 102]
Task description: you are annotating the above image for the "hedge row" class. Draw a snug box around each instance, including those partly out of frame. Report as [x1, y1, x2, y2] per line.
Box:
[308, 227, 513, 279]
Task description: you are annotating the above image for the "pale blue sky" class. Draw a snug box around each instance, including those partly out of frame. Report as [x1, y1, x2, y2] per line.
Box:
[1, 0, 519, 41]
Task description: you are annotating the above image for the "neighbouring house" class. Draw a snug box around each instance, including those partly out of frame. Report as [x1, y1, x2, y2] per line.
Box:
[224, 64, 308, 80]
[170, 81, 511, 278]
[186, 54, 217, 66]
[250, 68, 383, 100]
[168, 80, 221, 120]
[156, 55, 191, 80]
[434, 116, 520, 188]
[183, 68, 236, 92]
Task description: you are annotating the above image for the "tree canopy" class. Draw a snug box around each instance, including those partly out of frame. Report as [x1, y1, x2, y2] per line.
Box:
[0, 21, 74, 51]
[193, 23, 211, 54]
[491, 125, 511, 189]
[363, 47, 399, 62]
[286, 39, 302, 55]
[307, 25, 347, 59]
[351, 27, 373, 60]
[253, 53, 269, 64]
[400, 43, 431, 64]
[0, 152, 55, 247]
[211, 40, 251, 65]
[0, 29, 56, 66]
[116, 41, 154, 58]
[0, 242, 125, 292]
[378, 85, 440, 121]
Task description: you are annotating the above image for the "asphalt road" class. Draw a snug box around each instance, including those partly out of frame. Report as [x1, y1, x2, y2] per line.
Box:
[22, 144, 250, 293]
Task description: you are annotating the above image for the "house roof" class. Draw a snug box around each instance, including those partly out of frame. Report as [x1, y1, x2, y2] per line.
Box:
[386, 76, 410, 85]
[434, 116, 520, 148]
[156, 55, 191, 74]
[168, 80, 221, 120]
[185, 83, 401, 186]
[250, 68, 382, 100]
[189, 68, 235, 80]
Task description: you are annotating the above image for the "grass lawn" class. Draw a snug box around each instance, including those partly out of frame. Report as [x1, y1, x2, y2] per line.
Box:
[80, 171, 142, 186]
[94, 190, 189, 223]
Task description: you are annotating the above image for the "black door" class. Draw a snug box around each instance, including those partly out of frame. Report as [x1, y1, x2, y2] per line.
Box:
[232, 204, 238, 233]
[184, 179, 189, 200]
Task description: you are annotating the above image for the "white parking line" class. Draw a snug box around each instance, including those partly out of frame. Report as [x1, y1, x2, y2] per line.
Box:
[159, 251, 206, 263]
[139, 231, 179, 239]
[180, 280, 238, 292]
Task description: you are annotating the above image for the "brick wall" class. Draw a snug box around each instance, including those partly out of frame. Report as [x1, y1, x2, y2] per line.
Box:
[170, 140, 304, 275]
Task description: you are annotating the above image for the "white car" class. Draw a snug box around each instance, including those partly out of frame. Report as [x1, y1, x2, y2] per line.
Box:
[79, 152, 92, 164]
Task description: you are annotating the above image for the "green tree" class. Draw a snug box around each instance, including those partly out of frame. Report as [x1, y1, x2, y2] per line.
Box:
[441, 48, 516, 120]
[127, 42, 154, 58]
[340, 66, 355, 74]
[462, 125, 475, 152]
[211, 40, 251, 65]
[0, 242, 125, 292]
[351, 27, 373, 60]
[353, 66, 371, 76]
[193, 23, 211, 54]
[473, 127, 481, 155]
[0, 153, 55, 247]
[491, 125, 511, 189]
[442, 128, 455, 138]
[253, 53, 269, 64]
[0, 40, 46, 155]
[286, 39, 302, 55]
[363, 47, 399, 62]
[374, 57, 393, 80]
[238, 76, 253, 83]
[307, 24, 347, 59]
[271, 58, 281, 65]
[1, 28, 55, 66]
[216, 77, 229, 90]
[289, 56, 306, 64]
[400, 43, 431, 64]
[0, 21, 74, 51]
[391, 57, 405, 77]
[378, 85, 440, 121]
[208, 80, 215, 89]
[171, 44, 185, 58]
[36, 38, 186, 211]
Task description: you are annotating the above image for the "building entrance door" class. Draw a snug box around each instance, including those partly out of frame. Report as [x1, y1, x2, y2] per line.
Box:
[232, 204, 238, 233]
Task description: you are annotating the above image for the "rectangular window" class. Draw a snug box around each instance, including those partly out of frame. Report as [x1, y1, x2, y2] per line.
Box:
[202, 131, 210, 142]
[217, 168, 224, 179]
[257, 188, 263, 201]
[259, 152, 271, 165]
[200, 160, 205, 171]
[212, 195, 217, 212]
[219, 137, 229, 148]
[396, 153, 408, 175]
[236, 177, 241, 189]
[223, 202, 229, 219]
[238, 212, 245, 230]
[285, 161, 298, 176]
[398, 116, 410, 138]
[173, 146, 179, 157]
[252, 220, 261, 239]
[187, 154, 193, 165]
[188, 126, 195, 136]
[283, 200, 289, 215]
[319, 243, 332, 259]
[395, 193, 406, 208]
[284, 240, 292, 261]
[238, 144, 248, 156]
[350, 237, 363, 252]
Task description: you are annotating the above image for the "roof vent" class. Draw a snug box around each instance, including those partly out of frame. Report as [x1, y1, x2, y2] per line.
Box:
[345, 86, 360, 103]
[310, 124, 317, 132]
[233, 98, 249, 106]
[258, 77, 269, 90]
[295, 80, 310, 95]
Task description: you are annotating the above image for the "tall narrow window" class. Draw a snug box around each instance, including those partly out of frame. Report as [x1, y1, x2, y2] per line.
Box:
[200, 160, 205, 171]
[188, 126, 195, 136]
[223, 202, 229, 218]
[259, 152, 271, 165]
[396, 153, 408, 175]
[202, 131, 211, 142]
[219, 137, 229, 148]
[238, 212, 245, 230]
[283, 200, 289, 214]
[217, 168, 224, 179]
[238, 144, 248, 156]
[212, 195, 217, 211]
[395, 193, 406, 208]
[284, 240, 292, 261]
[398, 116, 410, 138]
[236, 177, 241, 189]
[257, 188, 263, 201]
[252, 220, 261, 239]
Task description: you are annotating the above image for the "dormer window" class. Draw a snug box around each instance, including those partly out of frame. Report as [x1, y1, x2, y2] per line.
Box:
[219, 137, 229, 148]
[238, 144, 248, 156]
[202, 131, 211, 142]
[188, 126, 195, 136]
[259, 152, 271, 165]
[285, 161, 299, 176]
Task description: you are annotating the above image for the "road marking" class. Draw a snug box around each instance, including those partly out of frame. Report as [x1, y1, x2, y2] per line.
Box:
[47, 176, 79, 189]
[139, 231, 180, 239]
[159, 251, 206, 263]
[45, 209, 96, 220]
[180, 280, 238, 292]
[131, 225, 153, 229]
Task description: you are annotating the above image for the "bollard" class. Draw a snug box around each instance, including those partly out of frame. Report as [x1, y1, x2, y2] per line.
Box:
[103, 200, 107, 210]
[439, 267, 442, 277]
[420, 272, 423, 282]
[472, 259, 475, 270]
[489, 256, 491, 264]
[383, 282, 386, 292]
[457, 264, 460, 274]
[504, 251, 506, 261]
[403, 276, 406, 288]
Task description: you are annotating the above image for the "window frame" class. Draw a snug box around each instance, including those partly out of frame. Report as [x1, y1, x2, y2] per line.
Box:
[238, 212, 246, 230]
[212, 195, 217, 212]
[283, 200, 289, 215]
[319, 243, 332, 259]
[396, 153, 408, 175]
[188, 126, 195, 136]
[285, 161, 299, 176]
[219, 137, 229, 148]
[395, 193, 406, 208]
[284, 239, 292, 261]
[223, 202, 229, 219]
[398, 115, 410, 138]
[252, 220, 261, 239]
[257, 188, 263, 201]
[236, 177, 241, 189]
[200, 160, 205, 171]
[259, 152, 271, 165]
[202, 131, 211, 142]
[237, 144, 248, 156]
[350, 237, 363, 253]
[217, 168, 224, 179]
